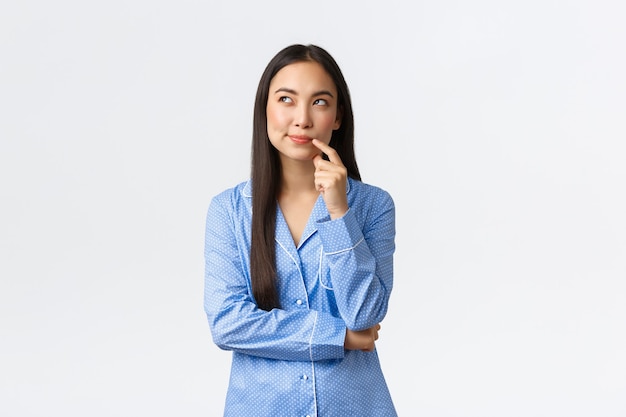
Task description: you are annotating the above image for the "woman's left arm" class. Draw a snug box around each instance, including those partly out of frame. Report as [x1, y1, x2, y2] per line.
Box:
[316, 188, 395, 331]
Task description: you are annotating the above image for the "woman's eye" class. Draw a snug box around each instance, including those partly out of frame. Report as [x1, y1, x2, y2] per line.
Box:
[313, 98, 328, 106]
[279, 96, 293, 103]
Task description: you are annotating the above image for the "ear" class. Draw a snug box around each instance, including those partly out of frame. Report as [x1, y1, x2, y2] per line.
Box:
[333, 106, 343, 130]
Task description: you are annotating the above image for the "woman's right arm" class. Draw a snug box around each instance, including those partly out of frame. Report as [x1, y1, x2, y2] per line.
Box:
[204, 194, 351, 361]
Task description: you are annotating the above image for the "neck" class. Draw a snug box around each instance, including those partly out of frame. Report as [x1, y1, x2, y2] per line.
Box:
[278, 158, 317, 196]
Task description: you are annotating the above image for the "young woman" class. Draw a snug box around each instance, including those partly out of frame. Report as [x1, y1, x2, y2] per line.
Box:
[204, 44, 397, 416]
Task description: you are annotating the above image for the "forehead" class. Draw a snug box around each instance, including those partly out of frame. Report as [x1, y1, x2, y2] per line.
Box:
[269, 61, 337, 93]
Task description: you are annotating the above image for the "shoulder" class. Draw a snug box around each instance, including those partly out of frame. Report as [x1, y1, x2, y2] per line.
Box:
[347, 177, 394, 208]
[210, 180, 250, 204]
[207, 179, 251, 218]
[347, 178, 395, 226]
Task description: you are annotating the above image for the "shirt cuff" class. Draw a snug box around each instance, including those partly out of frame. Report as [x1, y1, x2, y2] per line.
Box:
[309, 312, 346, 361]
[316, 209, 365, 255]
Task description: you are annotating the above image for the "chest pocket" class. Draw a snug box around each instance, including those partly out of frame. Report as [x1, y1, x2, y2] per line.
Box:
[317, 248, 333, 291]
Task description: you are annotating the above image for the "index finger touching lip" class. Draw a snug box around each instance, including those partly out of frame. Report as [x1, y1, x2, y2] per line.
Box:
[311, 139, 339, 161]
[311, 138, 330, 150]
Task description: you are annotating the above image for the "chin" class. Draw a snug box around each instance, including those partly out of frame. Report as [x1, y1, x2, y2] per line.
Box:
[283, 150, 317, 162]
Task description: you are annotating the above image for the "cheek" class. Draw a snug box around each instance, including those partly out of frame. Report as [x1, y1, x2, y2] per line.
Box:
[266, 104, 287, 131]
[316, 114, 339, 139]
[318, 114, 334, 126]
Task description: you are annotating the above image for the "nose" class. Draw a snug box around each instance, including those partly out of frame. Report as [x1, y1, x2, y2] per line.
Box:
[294, 104, 312, 128]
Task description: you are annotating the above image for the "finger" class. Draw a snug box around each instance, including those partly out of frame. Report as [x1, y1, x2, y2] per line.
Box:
[313, 155, 327, 170]
[312, 153, 324, 169]
[311, 139, 343, 166]
[313, 155, 336, 171]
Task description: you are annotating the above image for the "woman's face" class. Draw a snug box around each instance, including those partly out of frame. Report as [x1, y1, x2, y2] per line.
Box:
[266, 61, 341, 163]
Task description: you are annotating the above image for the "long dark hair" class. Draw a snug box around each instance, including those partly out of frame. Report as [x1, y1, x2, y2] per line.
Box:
[250, 44, 361, 311]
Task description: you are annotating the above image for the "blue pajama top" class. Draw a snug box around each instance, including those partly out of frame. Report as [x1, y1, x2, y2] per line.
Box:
[204, 177, 397, 416]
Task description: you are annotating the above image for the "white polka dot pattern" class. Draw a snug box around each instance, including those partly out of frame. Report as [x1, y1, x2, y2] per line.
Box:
[204, 178, 397, 416]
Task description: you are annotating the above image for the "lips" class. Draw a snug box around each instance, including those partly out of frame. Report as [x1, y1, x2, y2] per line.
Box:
[288, 135, 313, 144]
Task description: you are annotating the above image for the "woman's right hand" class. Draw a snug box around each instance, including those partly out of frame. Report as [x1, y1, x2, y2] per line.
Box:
[344, 324, 381, 352]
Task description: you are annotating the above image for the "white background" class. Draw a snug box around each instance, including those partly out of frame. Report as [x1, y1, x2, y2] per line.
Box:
[1, 1, 625, 416]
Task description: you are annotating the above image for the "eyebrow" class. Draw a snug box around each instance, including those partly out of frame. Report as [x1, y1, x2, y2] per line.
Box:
[273, 87, 335, 98]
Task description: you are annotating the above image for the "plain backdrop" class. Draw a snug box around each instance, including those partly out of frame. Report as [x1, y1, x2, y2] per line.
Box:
[1, 1, 625, 416]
